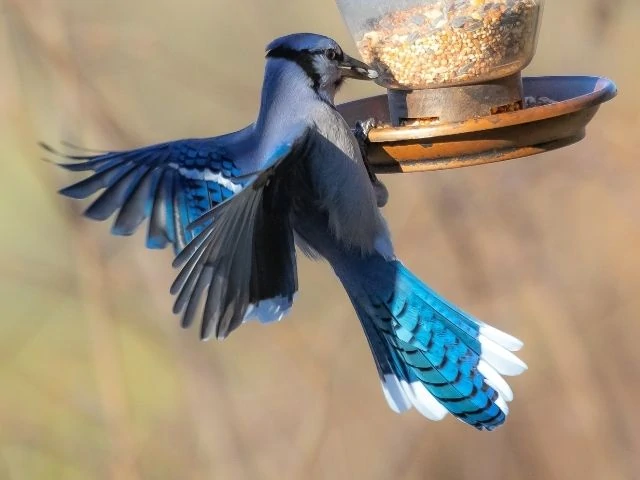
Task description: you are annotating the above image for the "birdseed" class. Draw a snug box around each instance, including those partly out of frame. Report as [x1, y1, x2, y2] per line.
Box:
[357, 0, 540, 89]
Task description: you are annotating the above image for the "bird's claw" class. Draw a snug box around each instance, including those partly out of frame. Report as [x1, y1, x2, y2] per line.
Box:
[353, 118, 388, 208]
[353, 117, 378, 143]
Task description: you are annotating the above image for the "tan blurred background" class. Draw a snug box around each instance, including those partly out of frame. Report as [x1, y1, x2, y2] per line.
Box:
[1, 0, 639, 479]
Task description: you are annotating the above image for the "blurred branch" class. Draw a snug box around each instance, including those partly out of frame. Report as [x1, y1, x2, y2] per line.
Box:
[293, 320, 343, 477]
[3, 1, 143, 478]
[591, 0, 624, 38]
[72, 223, 141, 480]
[431, 180, 492, 297]
[3, 366, 103, 426]
[0, 257, 74, 296]
[3, 0, 138, 146]
[172, 343, 256, 479]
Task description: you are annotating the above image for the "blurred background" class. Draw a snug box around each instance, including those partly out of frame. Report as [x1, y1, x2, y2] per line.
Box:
[1, 0, 639, 478]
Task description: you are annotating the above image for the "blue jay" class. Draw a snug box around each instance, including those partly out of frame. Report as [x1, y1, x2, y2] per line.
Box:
[48, 33, 526, 430]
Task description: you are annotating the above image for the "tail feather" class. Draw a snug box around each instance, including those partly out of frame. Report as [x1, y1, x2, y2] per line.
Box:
[353, 298, 448, 420]
[342, 257, 526, 431]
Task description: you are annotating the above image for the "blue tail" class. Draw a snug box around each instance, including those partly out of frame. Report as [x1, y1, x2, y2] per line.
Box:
[338, 256, 527, 431]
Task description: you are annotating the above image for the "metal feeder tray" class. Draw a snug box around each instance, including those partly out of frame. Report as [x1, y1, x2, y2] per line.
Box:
[337, 76, 617, 173]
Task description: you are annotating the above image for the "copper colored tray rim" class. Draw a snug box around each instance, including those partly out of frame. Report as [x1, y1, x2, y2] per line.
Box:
[370, 76, 616, 142]
[337, 76, 617, 173]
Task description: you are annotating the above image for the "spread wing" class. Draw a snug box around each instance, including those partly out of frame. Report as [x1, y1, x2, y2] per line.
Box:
[46, 134, 248, 254]
[170, 125, 311, 340]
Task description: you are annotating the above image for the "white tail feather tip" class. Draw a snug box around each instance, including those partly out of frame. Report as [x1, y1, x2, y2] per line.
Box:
[479, 334, 528, 376]
[479, 324, 524, 352]
[407, 381, 449, 421]
[381, 375, 412, 413]
[477, 359, 514, 402]
[494, 395, 510, 416]
[381, 376, 449, 421]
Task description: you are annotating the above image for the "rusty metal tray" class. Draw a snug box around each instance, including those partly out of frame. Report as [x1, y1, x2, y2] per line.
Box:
[337, 76, 617, 173]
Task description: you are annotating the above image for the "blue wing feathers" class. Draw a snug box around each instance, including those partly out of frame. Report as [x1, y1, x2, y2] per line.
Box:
[58, 159, 134, 198]
[50, 138, 245, 254]
[147, 170, 173, 249]
[86, 163, 151, 221]
[112, 166, 162, 235]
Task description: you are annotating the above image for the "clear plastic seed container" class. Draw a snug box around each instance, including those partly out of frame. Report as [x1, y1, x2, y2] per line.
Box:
[336, 0, 544, 89]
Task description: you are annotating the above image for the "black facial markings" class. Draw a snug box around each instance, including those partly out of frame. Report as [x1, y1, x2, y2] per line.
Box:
[266, 47, 328, 91]
[266, 46, 343, 109]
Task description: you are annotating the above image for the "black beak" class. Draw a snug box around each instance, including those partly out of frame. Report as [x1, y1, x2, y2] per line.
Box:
[338, 54, 379, 81]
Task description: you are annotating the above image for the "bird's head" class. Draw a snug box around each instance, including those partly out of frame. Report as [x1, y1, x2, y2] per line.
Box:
[265, 33, 378, 103]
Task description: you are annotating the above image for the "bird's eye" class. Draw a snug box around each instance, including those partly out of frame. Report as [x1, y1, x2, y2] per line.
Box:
[325, 49, 337, 61]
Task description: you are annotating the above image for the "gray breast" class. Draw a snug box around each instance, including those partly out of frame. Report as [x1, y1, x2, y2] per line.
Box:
[301, 106, 389, 254]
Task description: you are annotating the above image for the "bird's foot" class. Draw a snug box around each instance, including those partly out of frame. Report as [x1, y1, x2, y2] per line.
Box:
[353, 118, 388, 208]
[353, 117, 378, 146]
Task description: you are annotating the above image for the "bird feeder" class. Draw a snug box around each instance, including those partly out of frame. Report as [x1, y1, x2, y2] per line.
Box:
[334, 0, 617, 172]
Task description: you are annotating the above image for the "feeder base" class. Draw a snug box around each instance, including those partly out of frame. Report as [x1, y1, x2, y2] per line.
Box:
[387, 73, 524, 125]
[337, 76, 617, 173]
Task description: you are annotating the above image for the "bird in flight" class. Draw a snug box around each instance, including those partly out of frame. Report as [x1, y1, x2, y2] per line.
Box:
[47, 33, 526, 430]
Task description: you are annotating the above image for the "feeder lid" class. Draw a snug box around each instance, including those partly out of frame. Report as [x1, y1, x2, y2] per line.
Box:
[337, 76, 617, 173]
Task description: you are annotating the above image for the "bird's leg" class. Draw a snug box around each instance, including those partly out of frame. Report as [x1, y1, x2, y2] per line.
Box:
[353, 118, 388, 208]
